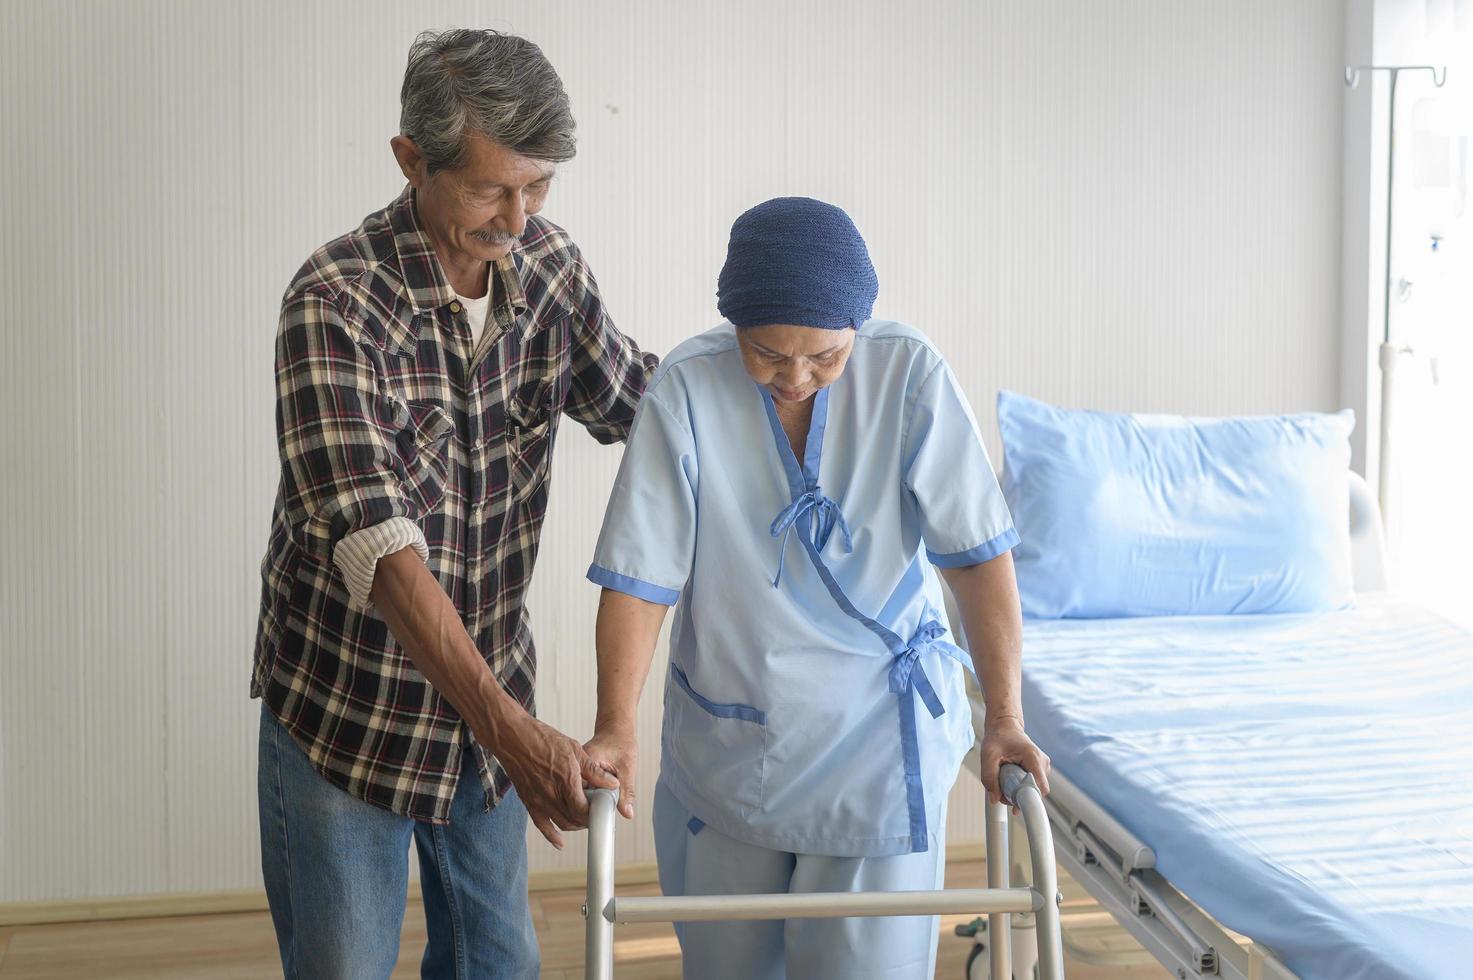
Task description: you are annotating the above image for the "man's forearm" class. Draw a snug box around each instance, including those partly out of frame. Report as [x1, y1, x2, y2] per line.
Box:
[593, 589, 669, 734]
[370, 546, 525, 747]
[941, 553, 1025, 729]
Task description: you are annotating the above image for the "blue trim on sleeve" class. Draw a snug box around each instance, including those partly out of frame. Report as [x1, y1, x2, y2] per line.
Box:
[687, 816, 705, 835]
[586, 563, 681, 605]
[670, 664, 767, 725]
[927, 527, 1021, 568]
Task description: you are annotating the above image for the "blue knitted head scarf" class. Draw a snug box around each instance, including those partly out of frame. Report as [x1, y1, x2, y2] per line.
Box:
[716, 197, 878, 330]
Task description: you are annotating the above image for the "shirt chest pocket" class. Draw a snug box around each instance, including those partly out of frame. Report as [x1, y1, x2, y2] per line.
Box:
[504, 346, 569, 503]
[394, 399, 454, 515]
[361, 304, 455, 518]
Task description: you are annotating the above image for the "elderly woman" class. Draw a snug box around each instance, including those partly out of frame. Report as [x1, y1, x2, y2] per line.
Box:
[583, 197, 1050, 979]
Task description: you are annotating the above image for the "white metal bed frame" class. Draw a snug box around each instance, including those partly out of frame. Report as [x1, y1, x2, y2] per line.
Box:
[957, 471, 1388, 980]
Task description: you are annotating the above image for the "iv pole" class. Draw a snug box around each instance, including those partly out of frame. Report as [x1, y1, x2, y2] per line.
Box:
[1344, 64, 1447, 534]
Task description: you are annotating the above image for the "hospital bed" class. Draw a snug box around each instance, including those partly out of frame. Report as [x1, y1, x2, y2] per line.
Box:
[954, 471, 1473, 980]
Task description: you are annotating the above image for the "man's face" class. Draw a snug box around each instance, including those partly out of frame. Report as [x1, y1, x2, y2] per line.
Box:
[736, 325, 857, 404]
[392, 131, 555, 266]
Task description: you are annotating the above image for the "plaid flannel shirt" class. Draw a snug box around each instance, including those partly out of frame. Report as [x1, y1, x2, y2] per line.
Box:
[252, 186, 656, 822]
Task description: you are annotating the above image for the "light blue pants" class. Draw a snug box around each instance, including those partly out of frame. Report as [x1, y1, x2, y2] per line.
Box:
[256, 705, 539, 980]
[653, 779, 947, 980]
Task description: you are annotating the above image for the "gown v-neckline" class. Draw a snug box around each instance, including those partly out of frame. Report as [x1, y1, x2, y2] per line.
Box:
[757, 384, 830, 493]
[774, 399, 815, 462]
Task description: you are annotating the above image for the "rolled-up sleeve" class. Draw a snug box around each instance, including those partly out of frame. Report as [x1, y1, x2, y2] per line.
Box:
[903, 361, 1019, 567]
[275, 289, 423, 568]
[333, 517, 429, 609]
[562, 248, 658, 445]
[586, 385, 697, 605]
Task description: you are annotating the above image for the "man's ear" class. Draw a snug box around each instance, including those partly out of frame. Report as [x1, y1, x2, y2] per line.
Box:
[390, 135, 427, 188]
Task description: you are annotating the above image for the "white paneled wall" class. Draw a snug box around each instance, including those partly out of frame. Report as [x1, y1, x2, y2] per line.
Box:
[0, 0, 1345, 903]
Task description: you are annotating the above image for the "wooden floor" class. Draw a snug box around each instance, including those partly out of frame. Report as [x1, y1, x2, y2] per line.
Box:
[0, 861, 1171, 979]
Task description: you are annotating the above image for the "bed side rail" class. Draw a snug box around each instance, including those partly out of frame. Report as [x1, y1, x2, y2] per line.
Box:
[1042, 767, 1298, 980]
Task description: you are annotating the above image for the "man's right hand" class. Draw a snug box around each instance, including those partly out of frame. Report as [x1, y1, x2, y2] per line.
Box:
[368, 549, 618, 848]
[495, 711, 619, 849]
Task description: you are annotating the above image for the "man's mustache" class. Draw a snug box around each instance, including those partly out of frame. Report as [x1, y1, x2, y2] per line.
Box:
[469, 228, 518, 245]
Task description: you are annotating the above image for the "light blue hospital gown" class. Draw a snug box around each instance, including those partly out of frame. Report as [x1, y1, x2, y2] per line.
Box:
[588, 320, 1017, 858]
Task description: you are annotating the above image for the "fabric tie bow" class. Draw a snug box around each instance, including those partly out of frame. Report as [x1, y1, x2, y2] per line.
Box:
[889, 618, 971, 719]
[769, 485, 853, 587]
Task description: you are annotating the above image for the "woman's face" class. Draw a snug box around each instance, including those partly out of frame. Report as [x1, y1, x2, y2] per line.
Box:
[736, 324, 856, 405]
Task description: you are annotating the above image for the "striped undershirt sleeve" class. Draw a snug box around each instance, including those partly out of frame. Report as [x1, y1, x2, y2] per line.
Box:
[332, 516, 429, 609]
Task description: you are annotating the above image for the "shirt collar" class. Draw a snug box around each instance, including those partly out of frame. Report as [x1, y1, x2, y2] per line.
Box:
[388, 184, 528, 317]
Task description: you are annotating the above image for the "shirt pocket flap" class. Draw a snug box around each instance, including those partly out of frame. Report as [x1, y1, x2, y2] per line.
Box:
[407, 400, 453, 450]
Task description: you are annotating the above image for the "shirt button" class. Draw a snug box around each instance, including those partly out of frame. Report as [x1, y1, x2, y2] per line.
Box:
[449, 301, 462, 314]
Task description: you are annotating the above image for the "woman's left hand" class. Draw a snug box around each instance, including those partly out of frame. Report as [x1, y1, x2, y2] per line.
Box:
[979, 720, 1051, 806]
[583, 729, 638, 819]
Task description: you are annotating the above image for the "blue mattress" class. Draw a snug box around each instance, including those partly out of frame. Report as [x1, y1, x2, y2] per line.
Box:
[1020, 597, 1473, 980]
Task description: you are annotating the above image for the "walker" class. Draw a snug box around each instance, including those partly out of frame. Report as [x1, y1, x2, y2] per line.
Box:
[582, 763, 1065, 979]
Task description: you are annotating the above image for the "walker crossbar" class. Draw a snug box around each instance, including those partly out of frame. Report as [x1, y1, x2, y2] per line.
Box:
[610, 887, 1037, 923]
[582, 763, 1066, 979]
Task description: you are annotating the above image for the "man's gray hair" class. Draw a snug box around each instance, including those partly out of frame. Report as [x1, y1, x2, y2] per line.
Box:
[400, 29, 576, 173]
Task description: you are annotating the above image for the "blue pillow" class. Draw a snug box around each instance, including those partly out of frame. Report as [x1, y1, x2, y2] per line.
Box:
[997, 391, 1355, 619]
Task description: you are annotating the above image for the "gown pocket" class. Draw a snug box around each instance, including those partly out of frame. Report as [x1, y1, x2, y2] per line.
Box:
[666, 663, 767, 818]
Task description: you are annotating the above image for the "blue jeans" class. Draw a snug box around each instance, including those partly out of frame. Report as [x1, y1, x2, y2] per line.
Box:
[257, 705, 539, 979]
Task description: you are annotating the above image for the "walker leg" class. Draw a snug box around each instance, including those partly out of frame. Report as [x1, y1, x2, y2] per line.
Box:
[1011, 912, 1040, 979]
[585, 789, 618, 980]
[986, 798, 1012, 980]
[1001, 765, 1065, 980]
[1008, 807, 1040, 979]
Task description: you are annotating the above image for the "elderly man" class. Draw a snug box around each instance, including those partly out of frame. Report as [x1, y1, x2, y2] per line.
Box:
[252, 29, 654, 979]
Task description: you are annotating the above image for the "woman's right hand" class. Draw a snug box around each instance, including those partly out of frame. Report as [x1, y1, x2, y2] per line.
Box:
[496, 712, 619, 849]
[583, 727, 638, 819]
